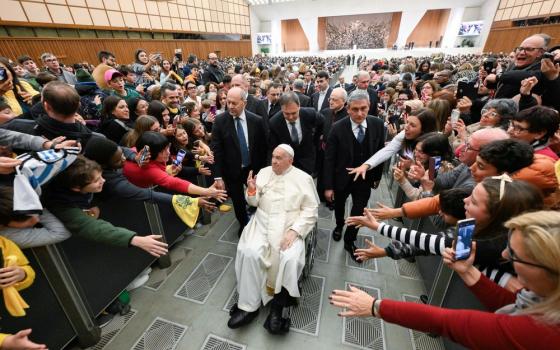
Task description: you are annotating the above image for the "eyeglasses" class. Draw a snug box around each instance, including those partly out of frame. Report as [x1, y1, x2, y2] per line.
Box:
[515, 47, 544, 53]
[465, 138, 480, 152]
[481, 109, 499, 118]
[508, 121, 530, 133]
[505, 229, 558, 275]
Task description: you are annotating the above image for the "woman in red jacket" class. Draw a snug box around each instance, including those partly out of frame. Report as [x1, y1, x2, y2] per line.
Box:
[330, 210, 560, 349]
[123, 131, 226, 202]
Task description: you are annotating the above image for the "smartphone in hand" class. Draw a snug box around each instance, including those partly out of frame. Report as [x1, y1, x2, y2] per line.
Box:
[454, 218, 476, 260]
[428, 156, 441, 181]
[137, 145, 150, 166]
[174, 149, 186, 166]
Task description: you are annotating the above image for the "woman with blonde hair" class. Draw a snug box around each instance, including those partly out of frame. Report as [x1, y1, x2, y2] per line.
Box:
[331, 210, 560, 348]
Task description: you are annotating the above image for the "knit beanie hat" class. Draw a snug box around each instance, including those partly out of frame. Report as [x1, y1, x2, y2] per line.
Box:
[84, 137, 118, 167]
[76, 69, 94, 83]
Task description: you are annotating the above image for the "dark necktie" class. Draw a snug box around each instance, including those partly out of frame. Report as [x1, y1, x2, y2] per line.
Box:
[290, 121, 299, 144]
[357, 124, 365, 143]
[235, 117, 250, 167]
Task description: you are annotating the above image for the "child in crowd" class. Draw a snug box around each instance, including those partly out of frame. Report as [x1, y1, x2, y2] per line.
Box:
[44, 155, 169, 257]
[353, 188, 471, 261]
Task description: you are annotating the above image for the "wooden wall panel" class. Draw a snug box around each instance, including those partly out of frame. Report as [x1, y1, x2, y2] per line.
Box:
[318, 17, 327, 51]
[484, 23, 560, 53]
[0, 38, 252, 64]
[387, 12, 402, 48]
[406, 9, 451, 47]
[281, 19, 309, 52]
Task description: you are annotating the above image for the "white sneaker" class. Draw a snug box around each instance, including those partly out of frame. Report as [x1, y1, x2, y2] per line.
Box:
[126, 272, 150, 291]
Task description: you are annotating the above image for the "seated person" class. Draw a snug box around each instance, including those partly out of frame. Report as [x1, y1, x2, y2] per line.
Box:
[0, 187, 71, 248]
[123, 131, 226, 202]
[45, 155, 168, 257]
[228, 145, 319, 334]
[84, 137, 215, 227]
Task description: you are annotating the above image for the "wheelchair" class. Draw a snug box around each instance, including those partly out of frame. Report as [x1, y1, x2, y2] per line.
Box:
[301, 222, 318, 281]
[264, 222, 318, 335]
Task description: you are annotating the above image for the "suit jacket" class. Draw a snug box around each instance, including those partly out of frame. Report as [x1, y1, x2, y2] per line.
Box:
[295, 91, 312, 108]
[210, 110, 268, 181]
[312, 87, 333, 112]
[259, 99, 281, 130]
[303, 82, 315, 96]
[320, 107, 348, 146]
[345, 86, 379, 116]
[246, 94, 267, 120]
[333, 82, 350, 90]
[323, 116, 385, 191]
[268, 107, 324, 175]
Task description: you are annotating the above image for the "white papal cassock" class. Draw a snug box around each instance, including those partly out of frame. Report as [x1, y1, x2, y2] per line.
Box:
[235, 165, 319, 312]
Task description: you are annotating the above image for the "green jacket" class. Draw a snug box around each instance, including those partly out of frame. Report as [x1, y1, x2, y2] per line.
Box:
[49, 206, 136, 247]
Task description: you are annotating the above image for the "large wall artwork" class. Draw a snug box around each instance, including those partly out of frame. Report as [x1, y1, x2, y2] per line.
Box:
[325, 13, 393, 50]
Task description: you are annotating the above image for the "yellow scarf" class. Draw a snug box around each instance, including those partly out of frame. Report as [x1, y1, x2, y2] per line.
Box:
[172, 195, 200, 228]
[3, 255, 29, 317]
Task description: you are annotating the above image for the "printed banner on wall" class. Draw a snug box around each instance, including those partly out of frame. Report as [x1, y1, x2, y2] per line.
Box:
[325, 13, 393, 50]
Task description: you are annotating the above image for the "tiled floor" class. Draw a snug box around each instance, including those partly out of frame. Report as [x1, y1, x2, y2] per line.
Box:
[92, 65, 442, 350]
[93, 174, 439, 350]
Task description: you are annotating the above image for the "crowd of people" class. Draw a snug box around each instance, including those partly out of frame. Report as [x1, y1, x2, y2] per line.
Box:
[0, 31, 560, 348]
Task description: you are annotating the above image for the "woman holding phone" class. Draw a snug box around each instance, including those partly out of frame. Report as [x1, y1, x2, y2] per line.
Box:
[348, 108, 438, 180]
[333, 210, 560, 349]
[347, 177, 544, 288]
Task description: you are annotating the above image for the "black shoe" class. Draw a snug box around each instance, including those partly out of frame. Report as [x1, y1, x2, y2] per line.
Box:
[344, 242, 361, 263]
[332, 226, 343, 241]
[263, 305, 290, 335]
[227, 304, 259, 329]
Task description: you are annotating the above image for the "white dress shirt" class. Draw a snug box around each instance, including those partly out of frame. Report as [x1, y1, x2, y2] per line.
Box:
[284, 117, 302, 143]
[317, 89, 328, 111]
[350, 119, 367, 140]
[234, 110, 249, 146]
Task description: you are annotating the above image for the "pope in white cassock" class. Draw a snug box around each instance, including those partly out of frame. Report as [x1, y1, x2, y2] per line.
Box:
[227, 144, 319, 334]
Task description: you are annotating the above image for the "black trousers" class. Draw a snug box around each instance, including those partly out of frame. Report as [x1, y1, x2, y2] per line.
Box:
[225, 167, 251, 228]
[334, 181, 371, 244]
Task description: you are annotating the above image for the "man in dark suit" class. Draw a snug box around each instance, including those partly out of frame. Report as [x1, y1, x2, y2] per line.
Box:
[323, 90, 385, 261]
[268, 92, 323, 175]
[303, 70, 315, 97]
[202, 52, 224, 84]
[211, 87, 268, 236]
[316, 87, 348, 203]
[259, 83, 282, 130]
[333, 76, 350, 90]
[346, 71, 379, 116]
[345, 74, 357, 92]
[311, 71, 332, 112]
[231, 74, 267, 121]
[292, 79, 312, 108]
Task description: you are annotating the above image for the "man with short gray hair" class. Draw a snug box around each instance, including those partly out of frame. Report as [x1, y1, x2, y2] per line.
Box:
[292, 79, 312, 107]
[211, 87, 268, 237]
[485, 33, 560, 108]
[347, 71, 378, 116]
[323, 90, 385, 261]
[269, 92, 324, 175]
